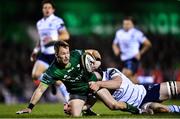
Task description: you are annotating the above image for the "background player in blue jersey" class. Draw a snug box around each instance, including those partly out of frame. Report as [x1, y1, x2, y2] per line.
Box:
[112, 16, 151, 83]
[30, 0, 70, 100]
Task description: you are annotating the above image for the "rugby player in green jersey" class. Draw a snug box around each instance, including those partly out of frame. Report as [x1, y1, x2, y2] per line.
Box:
[16, 40, 144, 117]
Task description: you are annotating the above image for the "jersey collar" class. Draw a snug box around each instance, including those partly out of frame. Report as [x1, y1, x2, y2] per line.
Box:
[43, 14, 55, 21]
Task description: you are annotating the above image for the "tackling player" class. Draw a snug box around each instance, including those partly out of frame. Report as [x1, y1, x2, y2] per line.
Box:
[112, 16, 151, 83]
[31, 0, 70, 100]
[89, 68, 180, 114]
[16, 41, 145, 117]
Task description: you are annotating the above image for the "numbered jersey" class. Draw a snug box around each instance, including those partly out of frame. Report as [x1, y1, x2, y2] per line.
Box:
[37, 14, 65, 54]
[113, 28, 147, 61]
[41, 50, 97, 96]
[102, 68, 146, 107]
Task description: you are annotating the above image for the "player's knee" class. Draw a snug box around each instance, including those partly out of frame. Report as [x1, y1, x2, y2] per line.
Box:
[32, 72, 41, 80]
[56, 80, 62, 85]
[71, 111, 81, 117]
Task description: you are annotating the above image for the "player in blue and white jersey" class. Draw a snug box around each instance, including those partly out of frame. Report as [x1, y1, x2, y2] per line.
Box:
[89, 68, 180, 114]
[30, 0, 70, 102]
[112, 16, 151, 83]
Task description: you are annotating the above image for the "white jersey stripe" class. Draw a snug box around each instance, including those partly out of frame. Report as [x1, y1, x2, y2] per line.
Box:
[126, 88, 135, 102]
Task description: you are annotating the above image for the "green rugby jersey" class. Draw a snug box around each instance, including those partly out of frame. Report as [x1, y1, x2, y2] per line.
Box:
[41, 49, 97, 96]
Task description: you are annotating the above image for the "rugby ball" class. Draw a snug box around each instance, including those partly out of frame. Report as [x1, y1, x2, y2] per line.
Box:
[81, 52, 96, 72]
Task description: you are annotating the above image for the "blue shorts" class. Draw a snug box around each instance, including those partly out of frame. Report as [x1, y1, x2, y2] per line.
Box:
[37, 53, 55, 65]
[122, 58, 139, 74]
[140, 84, 162, 107]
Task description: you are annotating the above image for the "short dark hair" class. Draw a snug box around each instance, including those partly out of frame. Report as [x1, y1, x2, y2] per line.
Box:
[123, 16, 136, 25]
[54, 40, 69, 53]
[41, 0, 55, 9]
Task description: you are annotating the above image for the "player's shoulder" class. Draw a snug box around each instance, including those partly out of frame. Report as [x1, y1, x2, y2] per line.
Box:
[36, 18, 43, 26]
[107, 68, 120, 74]
[71, 49, 84, 55]
[115, 28, 124, 35]
[103, 68, 121, 80]
[133, 28, 143, 35]
[116, 28, 124, 33]
[51, 15, 64, 23]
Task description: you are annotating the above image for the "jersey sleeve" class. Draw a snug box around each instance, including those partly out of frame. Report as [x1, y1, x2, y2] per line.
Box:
[137, 31, 147, 44]
[108, 68, 121, 79]
[71, 49, 85, 56]
[40, 64, 57, 85]
[54, 18, 66, 31]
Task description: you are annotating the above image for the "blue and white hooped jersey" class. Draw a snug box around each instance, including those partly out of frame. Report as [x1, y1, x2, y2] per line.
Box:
[113, 28, 147, 61]
[102, 68, 147, 107]
[37, 14, 65, 54]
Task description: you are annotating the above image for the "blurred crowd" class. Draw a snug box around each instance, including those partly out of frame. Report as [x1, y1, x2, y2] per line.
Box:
[1, 34, 180, 104]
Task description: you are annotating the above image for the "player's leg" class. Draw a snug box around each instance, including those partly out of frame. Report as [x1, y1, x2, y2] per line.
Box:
[32, 53, 57, 95]
[142, 102, 168, 114]
[96, 88, 125, 110]
[143, 102, 180, 113]
[32, 60, 48, 80]
[96, 88, 140, 114]
[144, 81, 180, 113]
[32, 60, 58, 97]
[56, 81, 70, 103]
[159, 81, 180, 100]
[32, 60, 48, 87]
[16, 82, 49, 114]
[64, 93, 98, 116]
[159, 81, 180, 113]
[122, 68, 136, 82]
[122, 59, 139, 84]
[82, 93, 99, 116]
[68, 98, 85, 117]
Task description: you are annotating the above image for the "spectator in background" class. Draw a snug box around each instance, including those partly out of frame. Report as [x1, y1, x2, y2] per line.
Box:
[112, 16, 152, 83]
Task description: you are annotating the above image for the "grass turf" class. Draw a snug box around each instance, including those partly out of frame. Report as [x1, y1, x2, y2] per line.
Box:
[0, 100, 180, 118]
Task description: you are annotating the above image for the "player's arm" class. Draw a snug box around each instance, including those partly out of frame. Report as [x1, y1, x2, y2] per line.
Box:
[140, 38, 152, 56]
[85, 49, 101, 61]
[112, 43, 120, 56]
[58, 28, 70, 41]
[16, 82, 49, 114]
[16, 70, 56, 114]
[89, 76, 122, 90]
[96, 88, 142, 114]
[85, 49, 102, 71]
[30, 40, 40, 62]
[112, 32, 121, 56]
[29, 82, 49, 106]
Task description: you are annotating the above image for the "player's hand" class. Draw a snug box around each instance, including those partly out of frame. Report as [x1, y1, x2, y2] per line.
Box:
[30, 52, 38, 62]
[64, 103, 71, 115]
[89, 81, 100, 93]
[16, 108, 32, 114]
[135, 53, 141, 61]
[30, 47, 40, 62]
[91, 61, 101, 71]
[139, 108, 154, 115]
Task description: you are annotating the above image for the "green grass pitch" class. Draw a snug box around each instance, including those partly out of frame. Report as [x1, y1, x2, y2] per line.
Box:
[0, 100, 180, 118]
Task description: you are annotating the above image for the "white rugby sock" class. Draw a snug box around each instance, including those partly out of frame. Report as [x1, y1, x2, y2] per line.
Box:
[59, 83, 70, 103]
[168, 105, 180, 113]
